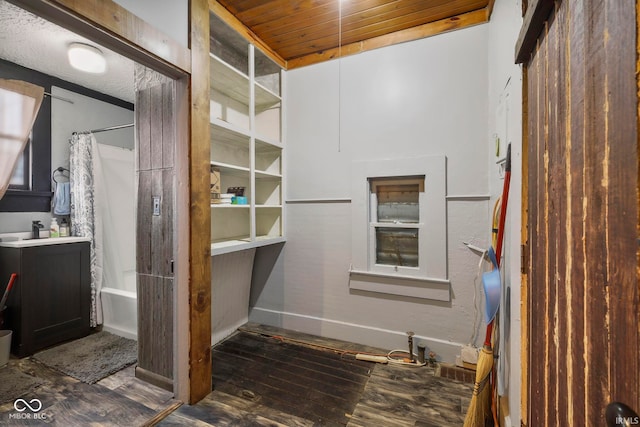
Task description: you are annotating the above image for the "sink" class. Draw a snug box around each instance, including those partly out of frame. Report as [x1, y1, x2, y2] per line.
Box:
[0, 231, 90, 248]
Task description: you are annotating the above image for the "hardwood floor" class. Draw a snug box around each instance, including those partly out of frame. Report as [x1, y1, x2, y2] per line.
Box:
[0, 358, 179, 426]
[0, 324, 473, 426]
[161, 324, 473, 426]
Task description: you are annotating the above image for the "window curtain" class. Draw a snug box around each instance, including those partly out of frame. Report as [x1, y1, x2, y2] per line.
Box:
[70, 132, 103, 327]
[0, 79, 44, 199]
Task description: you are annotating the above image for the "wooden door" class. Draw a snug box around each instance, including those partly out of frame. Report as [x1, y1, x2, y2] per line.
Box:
[135, 79, 176, 391]
[517, 0, 639, 425]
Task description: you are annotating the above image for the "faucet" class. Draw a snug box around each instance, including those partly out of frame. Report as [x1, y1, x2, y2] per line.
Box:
[32, 220, 43, 239]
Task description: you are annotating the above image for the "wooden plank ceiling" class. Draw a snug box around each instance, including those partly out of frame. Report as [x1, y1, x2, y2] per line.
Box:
[213, 0, 494, 69]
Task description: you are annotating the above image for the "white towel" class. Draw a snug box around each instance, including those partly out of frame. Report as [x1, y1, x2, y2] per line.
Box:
[53, 182, 70, 215]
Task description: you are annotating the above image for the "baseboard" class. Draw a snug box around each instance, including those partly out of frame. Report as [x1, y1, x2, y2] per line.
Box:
[249, 307, 464, 362]
[135, 366, 173, 392]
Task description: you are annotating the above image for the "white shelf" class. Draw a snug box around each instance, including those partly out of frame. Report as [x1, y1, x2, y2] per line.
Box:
[211, 118, 251, 140]
[255, 134, 282, 149]
[210, 204, 250, 208]
[255, 170, 282, 179]
[255, 81, 281, 112]
[210, 54, 249, 106]
[211, 236, 286, 256]
[210, 30, 284, 256]
[210, 161, 250, 175]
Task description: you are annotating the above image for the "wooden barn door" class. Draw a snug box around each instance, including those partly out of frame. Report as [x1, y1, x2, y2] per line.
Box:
[517, 0, 639, 425]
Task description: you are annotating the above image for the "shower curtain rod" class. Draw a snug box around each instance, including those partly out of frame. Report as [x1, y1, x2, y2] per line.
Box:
[72, 123, 134, 136]
[91, 123, 134, 133]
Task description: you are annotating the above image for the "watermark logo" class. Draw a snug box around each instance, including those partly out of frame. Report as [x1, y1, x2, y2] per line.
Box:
[616, 415, 640, 426]
[14, 399, 42, 412]
[8, 398, 47, 420]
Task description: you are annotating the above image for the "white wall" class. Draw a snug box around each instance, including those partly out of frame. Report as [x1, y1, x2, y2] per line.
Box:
[113, 0, 188, 48]
[487, 0, 524, 426]
[0, 87, 134, 234]
[251, 24, 492, 363]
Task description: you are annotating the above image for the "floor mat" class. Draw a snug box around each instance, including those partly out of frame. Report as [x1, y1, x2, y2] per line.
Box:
[32, 331, 137, 384]
[212, 331, 373, 425]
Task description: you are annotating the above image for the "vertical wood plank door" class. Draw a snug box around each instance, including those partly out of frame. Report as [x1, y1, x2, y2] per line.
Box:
[136, 81, 176, 390]
[520, 0, 639, 425]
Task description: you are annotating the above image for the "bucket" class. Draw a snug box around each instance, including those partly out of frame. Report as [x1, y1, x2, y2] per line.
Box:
[0, 330, 11, 367]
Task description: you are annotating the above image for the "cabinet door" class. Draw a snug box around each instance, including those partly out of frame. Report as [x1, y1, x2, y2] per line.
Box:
[22, 242, 90, 352]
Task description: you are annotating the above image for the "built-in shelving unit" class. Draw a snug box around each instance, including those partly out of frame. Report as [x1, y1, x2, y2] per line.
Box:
[210, 13, 285, 256]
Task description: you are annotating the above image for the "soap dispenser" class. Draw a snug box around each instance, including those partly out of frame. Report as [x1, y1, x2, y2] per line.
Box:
[60, 218, 69, 237]
[50, 218, 60, 238]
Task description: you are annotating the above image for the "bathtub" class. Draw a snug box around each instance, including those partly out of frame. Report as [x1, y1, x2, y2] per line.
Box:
[101, 286, 137, 340]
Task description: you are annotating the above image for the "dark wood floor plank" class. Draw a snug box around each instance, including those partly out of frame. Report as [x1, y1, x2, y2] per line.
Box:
[201, 391, 315, 427]
[348, 407, 415, 427]
[219, 332, 373, 376]
[213, 370, 351, 424]
[240, 323, 388, 355]
[164, 392, 302, 427]
[156, 411, 216, 426]
[232, 331, 375, 371]
[113, 378, 176, 411]
[214, 339, 370, 388]
[213, 348, 367, 401]
[213, 348, 367, 419]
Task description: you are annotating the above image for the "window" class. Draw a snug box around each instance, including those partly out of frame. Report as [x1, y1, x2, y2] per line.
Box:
[0, 59, 52, 212]
[9, 138, 30, 190]
[369, 176, 424, 270]
[349, 155, 449, 301]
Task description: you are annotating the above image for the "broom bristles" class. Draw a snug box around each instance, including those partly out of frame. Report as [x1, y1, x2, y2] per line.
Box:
[463, 346, 493, 427]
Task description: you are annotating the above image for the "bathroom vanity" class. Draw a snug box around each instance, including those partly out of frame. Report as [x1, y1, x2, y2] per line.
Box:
[0, 237, 91, 357]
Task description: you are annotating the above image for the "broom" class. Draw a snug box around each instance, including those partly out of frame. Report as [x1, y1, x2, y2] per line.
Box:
[464, 144, 511, 427]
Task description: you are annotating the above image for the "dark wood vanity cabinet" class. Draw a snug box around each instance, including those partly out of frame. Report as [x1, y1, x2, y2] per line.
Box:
[0, 242, 91, 357]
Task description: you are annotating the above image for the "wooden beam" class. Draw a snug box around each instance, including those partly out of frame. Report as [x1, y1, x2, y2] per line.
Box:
[520, 65, 530, 425]
[485, 0, 496, 20]
[514, 0, 555, 64]
[10, 0, 191, 76]
[209, 0, 287, 69]
[287, 8, 488, 70]
[189, 0, 213, 404]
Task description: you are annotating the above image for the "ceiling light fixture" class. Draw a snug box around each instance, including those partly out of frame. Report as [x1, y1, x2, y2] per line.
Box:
[67, 42, 107, 74]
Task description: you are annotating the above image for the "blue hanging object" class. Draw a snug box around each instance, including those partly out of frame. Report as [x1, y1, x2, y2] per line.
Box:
[482, 247, 501, 324]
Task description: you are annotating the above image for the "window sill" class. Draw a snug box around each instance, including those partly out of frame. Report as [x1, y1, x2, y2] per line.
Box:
[0, 190, 53, 212]
[348, 269, 450, 302]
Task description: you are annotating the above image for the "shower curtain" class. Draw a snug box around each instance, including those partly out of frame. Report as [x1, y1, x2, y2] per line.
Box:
[97, 143, 136, 294]
[70, 132, 103, 327]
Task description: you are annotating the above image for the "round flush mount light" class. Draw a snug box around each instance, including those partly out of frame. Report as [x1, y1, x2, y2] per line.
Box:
[67, 42, 107, 74]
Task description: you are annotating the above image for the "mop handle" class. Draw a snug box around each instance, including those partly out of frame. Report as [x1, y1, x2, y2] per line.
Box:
[494, 144, 511, 266]
[0, 273, 17, 309]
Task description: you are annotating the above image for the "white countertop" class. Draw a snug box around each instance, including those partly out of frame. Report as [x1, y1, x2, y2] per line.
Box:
[0, 236, 91, 248]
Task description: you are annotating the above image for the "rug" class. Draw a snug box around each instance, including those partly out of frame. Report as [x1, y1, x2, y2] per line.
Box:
[0, 365, 45, 404]
[32, 331, 137, 384]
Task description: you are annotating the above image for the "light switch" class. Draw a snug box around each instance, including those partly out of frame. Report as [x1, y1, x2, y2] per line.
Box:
[152, 196, 161, 216]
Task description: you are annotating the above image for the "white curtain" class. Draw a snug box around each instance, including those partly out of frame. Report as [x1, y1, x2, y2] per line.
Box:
[0, 79, 44, 199]
[70, 133, 103, 327]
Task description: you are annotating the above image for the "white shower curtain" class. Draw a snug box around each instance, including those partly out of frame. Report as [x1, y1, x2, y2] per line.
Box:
[70, 132, 103, 327]
[96, 143, 136, 294]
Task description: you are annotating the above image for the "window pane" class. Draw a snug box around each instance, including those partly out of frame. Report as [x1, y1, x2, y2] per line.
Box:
[370, 177, 423, 223]
[9, 151, 24, 185]
[375, 227, 418, 267]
